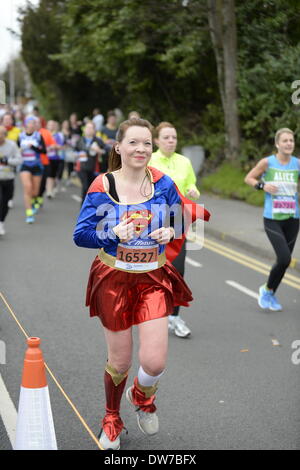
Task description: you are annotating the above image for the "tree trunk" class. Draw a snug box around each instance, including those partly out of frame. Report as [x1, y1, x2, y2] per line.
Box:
[207, 0, 240, 162]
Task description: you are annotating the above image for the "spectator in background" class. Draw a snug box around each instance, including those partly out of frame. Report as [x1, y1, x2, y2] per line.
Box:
[32, 106, 47, 128]
[75, 121, 108, 202]
[83, 116, 91, 125]
[128, 110, 140, 120]
[53, 122, 66, 191]
[14, 109, 24, 129]
[35, 117, 56, 208]
[114, 108, 124, 125]
[92, 108, 104, 133]
[46, 120, 64, 198]
[61, 120, 75, 184]
[1, 113, 22, 208]
[1, 113, 21, 143]
[0, 126, 22, 235]
[69, 113, 82, 178]
[0, 105, 11, 120]
[69, 112, 82, 138]
[101, 111, 118, 147]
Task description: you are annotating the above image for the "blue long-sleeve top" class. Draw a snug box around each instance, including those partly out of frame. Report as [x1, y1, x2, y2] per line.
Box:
[73, 167, 183, 256]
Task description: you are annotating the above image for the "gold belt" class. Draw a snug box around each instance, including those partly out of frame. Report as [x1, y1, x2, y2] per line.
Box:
[98, 248, 166, 273]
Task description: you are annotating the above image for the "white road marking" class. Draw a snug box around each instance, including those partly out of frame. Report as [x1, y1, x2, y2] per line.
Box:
[71, 194, 82, 203]
[186, 257, 202, 268]
[226, 282, 283, 348]
[0, 373, 17, 448]
[226, 280, 259, 299]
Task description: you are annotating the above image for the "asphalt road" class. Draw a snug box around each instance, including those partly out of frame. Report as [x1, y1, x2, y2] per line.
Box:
[0, 178, 299, 450]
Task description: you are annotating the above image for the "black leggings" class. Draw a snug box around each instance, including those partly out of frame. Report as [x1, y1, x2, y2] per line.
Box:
[0, 179, 14, 222]
[38, 165, 49, 197]
[171, 239, 187, 316]
[78, 170, 96, 202]
[264, 217, 299, 292]
[47, 159, 60, 179]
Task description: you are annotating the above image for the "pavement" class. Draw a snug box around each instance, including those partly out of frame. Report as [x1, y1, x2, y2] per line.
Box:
[199, 192, 300, 274]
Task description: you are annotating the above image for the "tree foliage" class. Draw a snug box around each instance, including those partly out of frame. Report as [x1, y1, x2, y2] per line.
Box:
[55, 0, 215, 129]
[19, 0, 118, 120]
[19, 0, 300, 164]
[236, 0, 300, 160]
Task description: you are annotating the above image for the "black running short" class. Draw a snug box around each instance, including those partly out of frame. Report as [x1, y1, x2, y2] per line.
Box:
[47, 159, 60, 178]
[20, 162, 44, 176]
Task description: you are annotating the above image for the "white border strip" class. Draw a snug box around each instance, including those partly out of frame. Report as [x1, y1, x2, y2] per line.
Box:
[0, 373, 17, 448]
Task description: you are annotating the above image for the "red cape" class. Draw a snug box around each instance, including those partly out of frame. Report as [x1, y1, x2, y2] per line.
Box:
[166, 184, 210, 262]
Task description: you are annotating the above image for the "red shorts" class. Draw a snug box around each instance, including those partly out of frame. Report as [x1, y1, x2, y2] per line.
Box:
[86, 256, 193, 331]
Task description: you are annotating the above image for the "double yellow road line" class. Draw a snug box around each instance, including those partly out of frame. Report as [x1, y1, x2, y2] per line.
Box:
[187, 234, 300, 291]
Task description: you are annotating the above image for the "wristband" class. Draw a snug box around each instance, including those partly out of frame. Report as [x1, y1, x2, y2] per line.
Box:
[254, 181, 265, 190]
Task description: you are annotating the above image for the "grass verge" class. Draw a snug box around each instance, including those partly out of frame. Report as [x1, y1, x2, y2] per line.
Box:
[200, 162, 264, 206]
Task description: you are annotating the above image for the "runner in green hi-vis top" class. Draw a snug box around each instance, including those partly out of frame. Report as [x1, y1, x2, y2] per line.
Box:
[149, 122, 201, 338]
[245, 128, 300, 311]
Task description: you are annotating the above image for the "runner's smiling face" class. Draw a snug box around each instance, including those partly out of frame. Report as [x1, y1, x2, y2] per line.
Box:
[117, 126, 153, 169]
[156, 127, 177, 157]
[277, 132, 295, 157]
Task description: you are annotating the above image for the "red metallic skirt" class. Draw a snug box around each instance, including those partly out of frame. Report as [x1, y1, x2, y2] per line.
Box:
[86, 256, 193, 331]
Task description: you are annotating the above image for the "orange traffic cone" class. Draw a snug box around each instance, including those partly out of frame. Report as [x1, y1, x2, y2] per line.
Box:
[14, 337, 57, 450]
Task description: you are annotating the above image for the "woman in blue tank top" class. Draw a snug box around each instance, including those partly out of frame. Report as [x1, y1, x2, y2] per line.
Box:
[18, 117, 46, 224]
[245, 128, 300, 311]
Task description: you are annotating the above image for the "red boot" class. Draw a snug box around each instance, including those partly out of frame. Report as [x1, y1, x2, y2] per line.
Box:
[99, 364, 128, 449]
[126, 377, 159, 435]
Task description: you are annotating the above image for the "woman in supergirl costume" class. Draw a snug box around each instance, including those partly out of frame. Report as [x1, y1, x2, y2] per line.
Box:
[73, 117, 210, 450]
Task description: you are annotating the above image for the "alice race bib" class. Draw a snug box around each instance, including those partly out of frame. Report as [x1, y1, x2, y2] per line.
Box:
[272, 196, 296, 216]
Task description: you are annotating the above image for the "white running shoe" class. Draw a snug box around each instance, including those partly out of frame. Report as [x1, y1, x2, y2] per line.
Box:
[0, 222, 5, 236]
[7, 200, 14, 209]
[126, 386, 159, 435]
[168, 315, 191, 338]
[99, 429, 120, 450]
